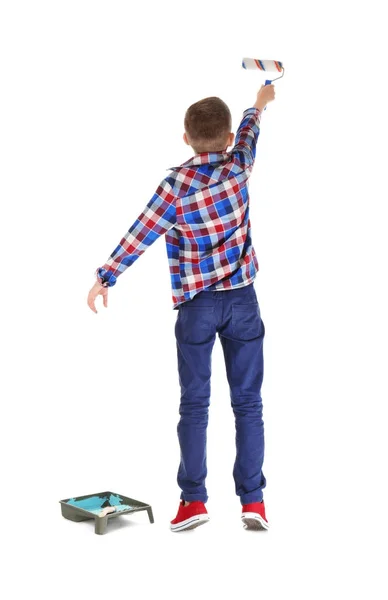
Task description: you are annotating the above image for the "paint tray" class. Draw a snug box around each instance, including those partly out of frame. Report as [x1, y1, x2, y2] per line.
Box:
[59, 491, 154, 535]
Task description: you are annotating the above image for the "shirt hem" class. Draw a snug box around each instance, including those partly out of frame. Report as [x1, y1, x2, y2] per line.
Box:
[172, 272, 258, 309]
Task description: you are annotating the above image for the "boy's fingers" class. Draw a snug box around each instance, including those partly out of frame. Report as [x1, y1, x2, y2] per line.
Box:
[87, 292, 98, 313]
[103, 292, 108, 308]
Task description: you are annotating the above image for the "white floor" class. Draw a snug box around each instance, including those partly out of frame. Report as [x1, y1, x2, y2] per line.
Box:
[4, 466, 386, 600]
[59, 492, 384, 599]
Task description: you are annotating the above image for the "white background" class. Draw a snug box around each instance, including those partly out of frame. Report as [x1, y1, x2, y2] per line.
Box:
[1, 0, 387, 598]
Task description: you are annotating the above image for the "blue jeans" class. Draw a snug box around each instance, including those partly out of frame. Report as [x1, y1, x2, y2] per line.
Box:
[174, 282, 266, 505]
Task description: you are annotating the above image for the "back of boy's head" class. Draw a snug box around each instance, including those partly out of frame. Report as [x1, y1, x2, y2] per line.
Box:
[184, 96, 232, 153]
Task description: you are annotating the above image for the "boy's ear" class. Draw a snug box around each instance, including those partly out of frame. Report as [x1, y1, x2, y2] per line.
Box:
[183, 132, 190, 146]
[228, 132, 235, 147]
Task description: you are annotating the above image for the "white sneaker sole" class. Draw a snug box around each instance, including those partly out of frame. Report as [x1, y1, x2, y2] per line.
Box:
[170, 514, 210, 532]
[242, 512, 269, 530]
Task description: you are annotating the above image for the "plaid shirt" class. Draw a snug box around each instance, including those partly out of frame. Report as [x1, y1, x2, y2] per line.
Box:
[96, 107, 263, 309]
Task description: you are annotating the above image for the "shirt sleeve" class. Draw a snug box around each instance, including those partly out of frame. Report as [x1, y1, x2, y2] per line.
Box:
[230, 107, 262, 170]
[96, 177, 177, 287]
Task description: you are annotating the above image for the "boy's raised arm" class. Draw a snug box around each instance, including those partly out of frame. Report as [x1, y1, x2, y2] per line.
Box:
[231, 84, 275, 169]
[96, 177, 177, 287]
[231, 107, 263, 169]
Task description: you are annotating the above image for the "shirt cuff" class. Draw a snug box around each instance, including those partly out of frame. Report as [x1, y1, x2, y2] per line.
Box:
[95, 268, 117, 287]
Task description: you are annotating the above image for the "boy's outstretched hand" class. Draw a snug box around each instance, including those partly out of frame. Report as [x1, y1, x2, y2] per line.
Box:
[254, 84, 276, 111]
[87, 281, 108, 313]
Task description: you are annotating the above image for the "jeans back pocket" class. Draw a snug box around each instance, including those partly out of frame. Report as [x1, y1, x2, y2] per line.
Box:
[231, 303, 263, 341]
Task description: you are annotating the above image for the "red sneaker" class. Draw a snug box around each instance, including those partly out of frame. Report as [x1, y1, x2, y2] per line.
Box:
[242, 501, 269, 530]
[170, 500, 209, 532]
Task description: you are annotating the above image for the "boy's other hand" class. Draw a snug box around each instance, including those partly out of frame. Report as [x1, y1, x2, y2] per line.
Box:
[87, 281, 108, 313]
[254, 84, 276, 111]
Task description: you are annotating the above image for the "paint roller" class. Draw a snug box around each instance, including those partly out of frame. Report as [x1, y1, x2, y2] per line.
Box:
[242, 59, 285, 109]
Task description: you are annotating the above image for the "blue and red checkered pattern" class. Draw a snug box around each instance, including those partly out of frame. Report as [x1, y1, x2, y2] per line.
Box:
[96, 107, 263, 309]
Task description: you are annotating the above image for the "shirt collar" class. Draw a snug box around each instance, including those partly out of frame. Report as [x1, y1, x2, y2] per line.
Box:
[167, 151, 231, 170]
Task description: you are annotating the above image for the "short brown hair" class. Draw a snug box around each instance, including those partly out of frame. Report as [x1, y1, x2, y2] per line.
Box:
[184, 96, 232, 152]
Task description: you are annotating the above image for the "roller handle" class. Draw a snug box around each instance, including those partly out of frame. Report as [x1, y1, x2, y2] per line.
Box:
[263, 79, 271, 111]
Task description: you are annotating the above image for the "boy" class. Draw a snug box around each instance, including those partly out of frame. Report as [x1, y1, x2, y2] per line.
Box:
[87, 83, 276, 531]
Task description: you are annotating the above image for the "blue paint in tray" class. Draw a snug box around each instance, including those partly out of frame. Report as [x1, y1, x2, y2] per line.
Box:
[66, 493, 133, 515]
